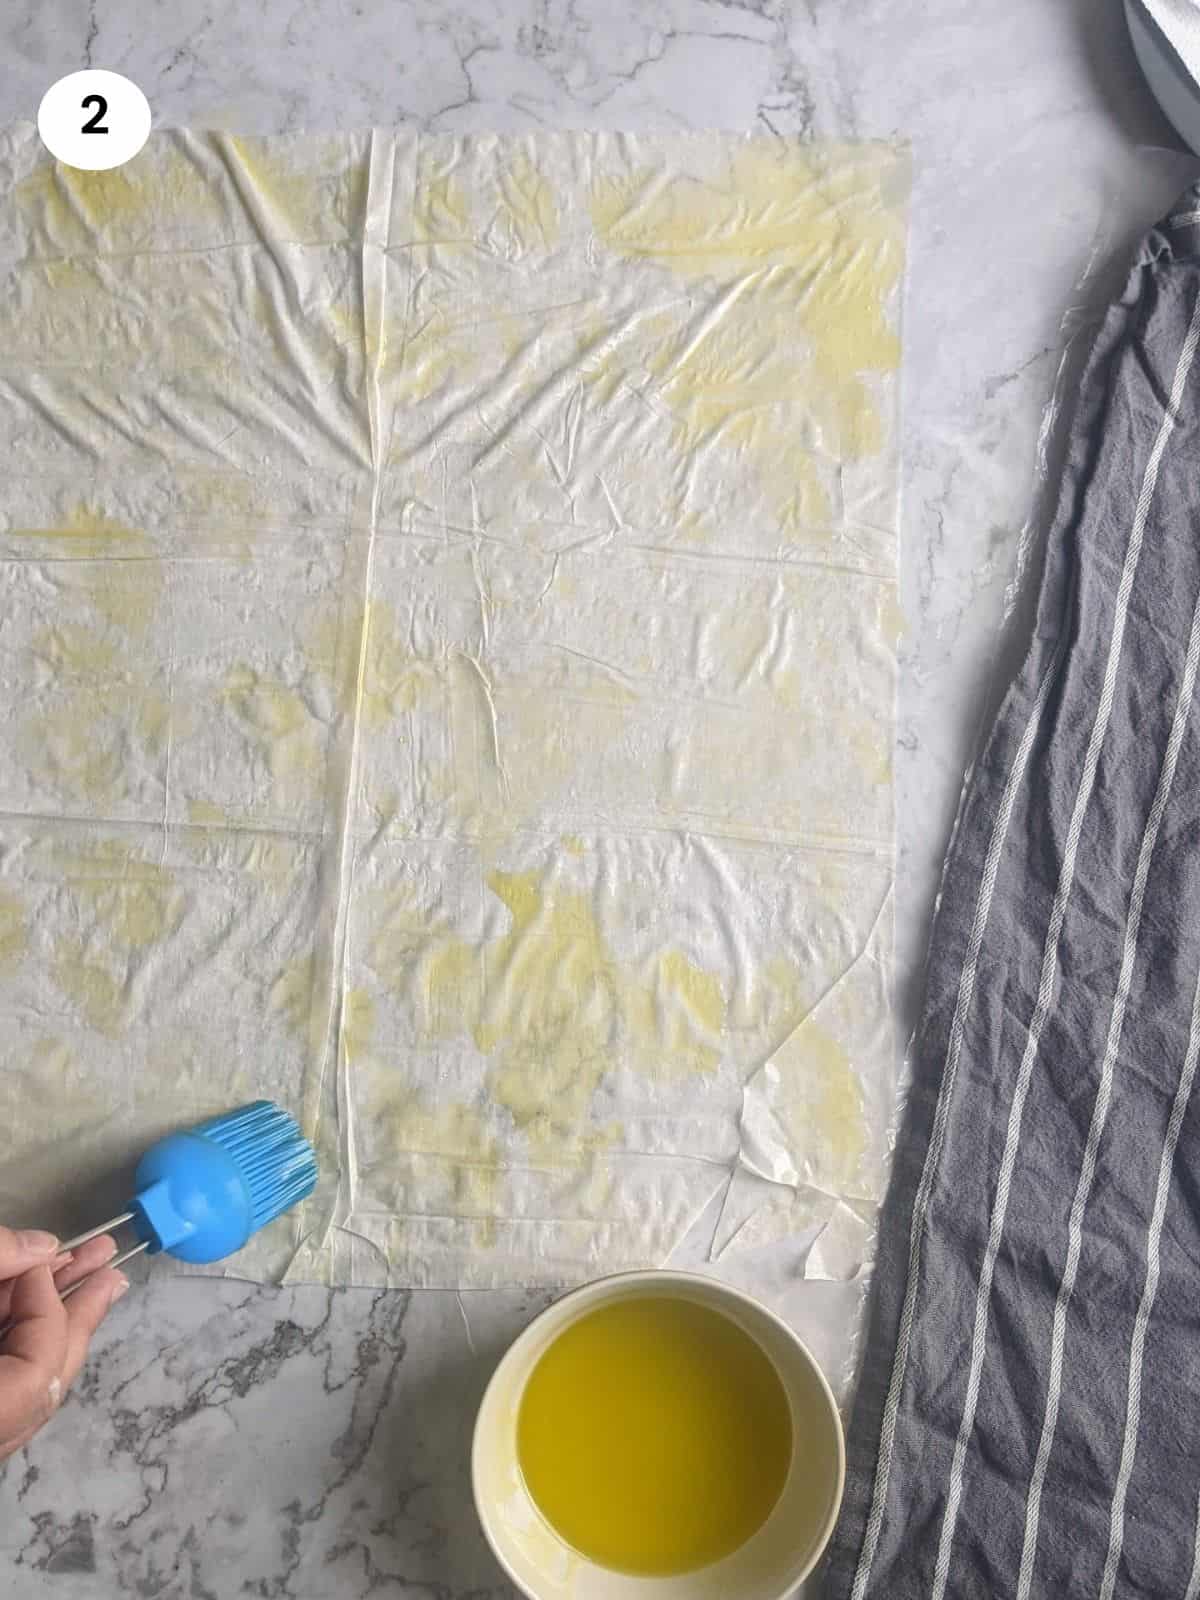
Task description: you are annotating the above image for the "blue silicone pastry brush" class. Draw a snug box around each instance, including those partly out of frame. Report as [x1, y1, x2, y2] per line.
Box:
[51, 1100, 317, 1303]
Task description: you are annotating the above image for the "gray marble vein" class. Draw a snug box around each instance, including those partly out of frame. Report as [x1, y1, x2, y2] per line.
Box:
[0, 1, 1196, 1595]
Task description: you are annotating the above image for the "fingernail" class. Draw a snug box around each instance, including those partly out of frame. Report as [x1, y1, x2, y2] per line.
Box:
[53, 1251, 74, 1269]
[17, 1230, 58, 1255]
[110, 1274, 130, 1304]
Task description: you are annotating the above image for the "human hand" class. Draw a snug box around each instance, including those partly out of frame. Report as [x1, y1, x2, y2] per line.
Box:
[0, 1228, 128, 1462]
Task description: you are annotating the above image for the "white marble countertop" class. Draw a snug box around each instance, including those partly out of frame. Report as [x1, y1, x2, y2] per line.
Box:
[0, 2, 1195, 1595]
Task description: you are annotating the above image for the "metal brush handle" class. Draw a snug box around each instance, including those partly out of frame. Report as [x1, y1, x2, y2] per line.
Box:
[57, 1241, 150, 1305]
[59, 1214, 136, 1254]
[56, 1213, 150, 1304]
[0, 1214, 148, 1342]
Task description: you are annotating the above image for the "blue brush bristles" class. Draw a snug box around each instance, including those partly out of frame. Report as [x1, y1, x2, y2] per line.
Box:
[192, 1100, 319, 1233]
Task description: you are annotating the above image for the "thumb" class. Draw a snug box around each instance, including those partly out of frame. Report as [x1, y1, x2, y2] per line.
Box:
[0, 1228, 59, 1282]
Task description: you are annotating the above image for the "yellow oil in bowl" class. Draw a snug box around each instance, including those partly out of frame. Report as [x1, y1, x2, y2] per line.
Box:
[515, 1294, 793, 1578]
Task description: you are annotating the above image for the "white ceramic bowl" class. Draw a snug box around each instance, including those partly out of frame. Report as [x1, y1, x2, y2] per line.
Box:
[1125, 0, 1200, 156]
[472, 1270, 845, 1600]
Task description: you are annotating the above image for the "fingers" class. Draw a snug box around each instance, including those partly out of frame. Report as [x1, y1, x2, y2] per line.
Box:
[53, 1235, 116, 1294]
[0, 1266, 68, 1450]
[0, 1230, 67, 1324]
[0, 1227, 59, 1282]
[0, 1235, 118, 1314]
[0, 1235, 120, 1319]
[61, 1269, 127, 1390]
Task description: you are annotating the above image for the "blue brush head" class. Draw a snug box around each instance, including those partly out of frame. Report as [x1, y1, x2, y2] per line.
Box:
[130, 1100, 318, 1264]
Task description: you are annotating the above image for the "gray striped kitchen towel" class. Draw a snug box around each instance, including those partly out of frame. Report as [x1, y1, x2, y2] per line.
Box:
[822, 186, 1200, 1600]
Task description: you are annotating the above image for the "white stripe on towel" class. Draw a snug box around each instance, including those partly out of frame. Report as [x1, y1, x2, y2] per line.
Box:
[1017, 549, 1200, 1600]
[929, 289, 1200, 1600]
[1097, 960, 1200, 1598]
[847, 630, 1070, 1600]
[1188, 1488, 1200, 1600]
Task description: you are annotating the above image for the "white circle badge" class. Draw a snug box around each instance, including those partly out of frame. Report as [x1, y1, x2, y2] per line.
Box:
[37, 70, 151, 171]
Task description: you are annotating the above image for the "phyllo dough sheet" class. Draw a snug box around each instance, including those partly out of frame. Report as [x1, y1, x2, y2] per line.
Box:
[0, 127, 906, 1286]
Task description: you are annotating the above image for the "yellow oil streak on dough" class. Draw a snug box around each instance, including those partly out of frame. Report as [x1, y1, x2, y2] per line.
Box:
[31, 695, 124, 805]
[365, 887, 436, 976]
[341, 987, 376, 1069]
[9, 504, 145, 556]
[169, 466, 280, 549]
[343, 984, 501, 1224]
[360, 601, 436, 726]
[426, 937, 481, 1042]
[590, 145, 903, 533]
[269, 953, 317, 1041]
[15, 150, 224, 244]
[495, 149, 560, 254]
[299, 596, 365, 723]
[185, 799, 226, 825]
[385, 155, 558, 404]
[19, 139, 365, 252]
[225, 136, 368, 240]
[298, 606, 344, 684]
[10, 1030, 258, 1136]
[41, 257, 105, 297]
[416, 870, 726, 1155]
[387, 1091, 501, 1221]
[2, 1036, 73, 1118]
[49, 841, 185, 1037]
[846, 718, 892, 787]
[383, 302, 533, 410]
[0, 888, 26, 971]
[25, 684, 171, 810]
[14, 507, 170, 807]
[247, 836, 307, 883]
[328, 292, 366, 342]
[222, 667, 327, 792]
[413, 162, 472, 244]
[52, 942, 125, 1037]
[33, 621, 122, 677]
[659, 949, 724, 1036]
[13, 505, 163, 639]
[805, 1022, 868, 1180]
[774, 1016, 868, 1191]
[55, 841, 183, 949]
